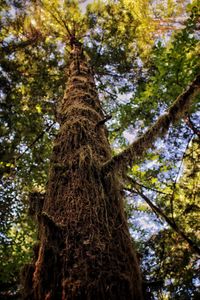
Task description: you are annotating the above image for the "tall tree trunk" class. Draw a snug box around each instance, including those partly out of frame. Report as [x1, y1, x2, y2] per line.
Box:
[22, 45, 143, 300]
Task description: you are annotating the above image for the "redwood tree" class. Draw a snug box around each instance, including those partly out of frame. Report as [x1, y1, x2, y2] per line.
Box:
[22, 42, 143, 299]
[21, 34, 200, 298]
[1, 1, 200, 299]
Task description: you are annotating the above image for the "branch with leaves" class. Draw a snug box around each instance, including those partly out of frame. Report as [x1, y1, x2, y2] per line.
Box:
[1, 35, 41, 55]
[126, 176, 200, 256]
[102, 75, 200, 174]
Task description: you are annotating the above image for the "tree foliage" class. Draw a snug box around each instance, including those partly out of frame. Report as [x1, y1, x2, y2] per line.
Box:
[0, 0, 199, 298]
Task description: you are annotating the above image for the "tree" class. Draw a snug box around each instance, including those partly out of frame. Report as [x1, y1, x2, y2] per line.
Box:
[22, 40, 145, 300]
[132, 137, 199, 299]
[1, 0, 200, 299]
[22, 28, 199, 300]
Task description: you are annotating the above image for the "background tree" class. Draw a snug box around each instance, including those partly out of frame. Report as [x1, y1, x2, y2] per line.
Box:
[135, 138, 200, 299]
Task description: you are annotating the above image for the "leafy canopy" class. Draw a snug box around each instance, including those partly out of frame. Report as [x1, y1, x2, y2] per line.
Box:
[0, 0, 199, 298]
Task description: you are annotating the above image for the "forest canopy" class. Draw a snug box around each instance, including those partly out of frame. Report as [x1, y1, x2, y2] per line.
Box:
[0, 0, 199, 299]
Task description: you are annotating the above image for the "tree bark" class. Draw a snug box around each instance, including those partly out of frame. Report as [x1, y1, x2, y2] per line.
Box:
[22, 45, 143, 300]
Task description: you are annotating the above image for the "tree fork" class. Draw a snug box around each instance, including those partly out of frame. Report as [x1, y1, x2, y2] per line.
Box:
[22, 44, 143, 299]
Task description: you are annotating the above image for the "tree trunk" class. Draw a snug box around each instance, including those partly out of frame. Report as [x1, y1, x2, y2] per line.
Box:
[22, 45, 143, 300]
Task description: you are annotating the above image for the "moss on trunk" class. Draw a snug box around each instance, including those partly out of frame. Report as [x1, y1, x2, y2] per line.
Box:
[22, 46, 143, 300]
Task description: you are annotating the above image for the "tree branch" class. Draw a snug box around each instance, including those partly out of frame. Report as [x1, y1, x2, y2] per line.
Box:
[43, 3, 72, 38]
[126, 177, 169, 195]
[1, 35, 40, 55]
[126, 176, 200, 255]
[16, 122, 55, 162]
[184, 114, 200, 137]
[102, 75, 200, 174]
[169, 134, 193, 222]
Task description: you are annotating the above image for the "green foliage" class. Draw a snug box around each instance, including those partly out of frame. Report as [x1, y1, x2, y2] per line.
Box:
[142, 230, 199, 299]
[126, 138, 200, 299]
[0, 210, 36, 294]
[0, 0, 199, 298]
[116, 4, 200, 134]
[173, 139, 199, 243]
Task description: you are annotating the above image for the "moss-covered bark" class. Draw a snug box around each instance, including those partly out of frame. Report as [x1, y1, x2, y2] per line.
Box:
[22, 45, 143, 300]
[102, 75, 200, 174]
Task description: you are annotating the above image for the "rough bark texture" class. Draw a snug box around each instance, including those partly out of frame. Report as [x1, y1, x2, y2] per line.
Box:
[22, 45, 143, 300]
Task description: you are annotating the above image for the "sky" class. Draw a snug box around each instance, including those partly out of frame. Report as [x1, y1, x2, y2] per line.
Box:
[79, 0, 94, 13]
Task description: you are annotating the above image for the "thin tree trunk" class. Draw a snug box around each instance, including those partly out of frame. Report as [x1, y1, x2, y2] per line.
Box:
[22, 45, 143, 300]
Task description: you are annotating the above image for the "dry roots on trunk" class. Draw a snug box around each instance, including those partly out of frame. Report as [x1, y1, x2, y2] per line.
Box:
[22, 46, 143, 300]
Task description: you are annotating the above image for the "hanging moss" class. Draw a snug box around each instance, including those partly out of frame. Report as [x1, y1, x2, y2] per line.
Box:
[102, 75, 200, 175]
[22, 45, 143, 300]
